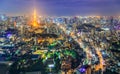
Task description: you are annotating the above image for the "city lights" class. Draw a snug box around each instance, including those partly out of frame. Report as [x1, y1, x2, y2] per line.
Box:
[0, 0, 120, 74]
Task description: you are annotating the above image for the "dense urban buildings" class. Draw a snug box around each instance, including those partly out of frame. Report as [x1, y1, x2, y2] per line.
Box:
[0, 12, 120, 74]
[0, 0, 120, 74]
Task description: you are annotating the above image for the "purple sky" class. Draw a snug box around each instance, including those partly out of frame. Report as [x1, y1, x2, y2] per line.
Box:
[0, 0, 120, 16]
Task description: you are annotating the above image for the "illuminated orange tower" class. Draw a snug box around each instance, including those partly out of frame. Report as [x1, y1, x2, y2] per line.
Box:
[33, 8, 38, 27]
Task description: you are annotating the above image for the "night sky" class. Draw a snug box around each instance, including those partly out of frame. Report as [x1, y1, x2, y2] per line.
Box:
[0, 0, 120, 16]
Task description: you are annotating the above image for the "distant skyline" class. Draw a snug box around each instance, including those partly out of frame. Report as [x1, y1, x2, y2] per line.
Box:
[0, 0, 120, 16]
